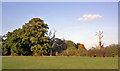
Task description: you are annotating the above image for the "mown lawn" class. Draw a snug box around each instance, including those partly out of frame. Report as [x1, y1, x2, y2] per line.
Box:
[2, 56, 118, 69]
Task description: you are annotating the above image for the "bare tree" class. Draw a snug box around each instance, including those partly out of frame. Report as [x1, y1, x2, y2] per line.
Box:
[49, 30, 56, 56]
[96, 31, 103, 49]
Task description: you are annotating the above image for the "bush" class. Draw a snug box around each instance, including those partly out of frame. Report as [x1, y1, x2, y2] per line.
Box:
[87, 44, 118, 57]
[55, 52, 58, 56]
[33, 52, 40, 56]
[11, 53, 18, 56]
[95, 49, 106, 57]
[69, 49, 76, 56]
[78, 48, 87, 56]
[105, 44, 118, 57]
[87, 49, 95, 57]
[60, 50, 67, 56]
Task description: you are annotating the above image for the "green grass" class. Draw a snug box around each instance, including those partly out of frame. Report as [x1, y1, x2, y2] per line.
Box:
[2, 56, 118, 69]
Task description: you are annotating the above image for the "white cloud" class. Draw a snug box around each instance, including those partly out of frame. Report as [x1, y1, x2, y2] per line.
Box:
[77, 14, 102, 21]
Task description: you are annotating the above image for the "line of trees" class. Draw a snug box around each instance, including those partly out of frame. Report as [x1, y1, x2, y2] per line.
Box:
[87, 44, 118, 57]
[1, 18, 119, 57]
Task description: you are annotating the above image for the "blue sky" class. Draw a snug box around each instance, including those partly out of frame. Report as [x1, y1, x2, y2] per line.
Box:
[2, 2, 118, 49]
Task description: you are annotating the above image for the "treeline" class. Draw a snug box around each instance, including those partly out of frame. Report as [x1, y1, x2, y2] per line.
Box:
[54, 40, 87, 56]
[87, 44, 118, 57]
[1, 18, 119, 57]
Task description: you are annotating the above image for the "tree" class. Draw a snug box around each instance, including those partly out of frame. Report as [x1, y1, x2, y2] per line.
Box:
[105, 44, 118, 57]
[76, 43, 86, 50]
[2, 32, 13, 55]
[49, 30, 56, 56]
[2, 18, 52, 56]
[22, 18, 51, 56]
[65, 40, 76, 49]
[53, 38, 67, 54]
[96, 31, 103, 49]
[87, 44, 118, 57]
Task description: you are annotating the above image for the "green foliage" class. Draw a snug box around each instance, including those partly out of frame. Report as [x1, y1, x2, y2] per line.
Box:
[53, 38, 67, 54]
[60, 50, 67, 56]
[60, 41, 87, 56]
[87, 44, 118, 57]
[65, 40, 76, 49]
[2, 18, 51, 56]
[68, 49, 77, 56]
[77, 47, 87, 56]
[105, 44, 118, 57]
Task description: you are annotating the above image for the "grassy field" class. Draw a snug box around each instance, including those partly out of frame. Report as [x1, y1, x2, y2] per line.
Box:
[2, 56, 118, 69]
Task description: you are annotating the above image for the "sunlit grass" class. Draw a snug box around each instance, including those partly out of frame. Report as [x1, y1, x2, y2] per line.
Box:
[2, 56, 118, 69]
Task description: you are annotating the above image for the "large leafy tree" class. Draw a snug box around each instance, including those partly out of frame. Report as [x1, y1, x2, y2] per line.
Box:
[2, 18, 51, 56]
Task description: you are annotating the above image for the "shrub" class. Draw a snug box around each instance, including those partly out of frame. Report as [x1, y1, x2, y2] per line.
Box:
[61, 50, 67, 56]
[105, 44, 118, 57]
[95, 49, 106, 57]
[11, 53, 18, 56]
[33, 52, 40, 56]
[87, 49, 95, 57]
[87, 44, 118, 57]
[78, 48, 87, 56]
[55, 52, 58, 56]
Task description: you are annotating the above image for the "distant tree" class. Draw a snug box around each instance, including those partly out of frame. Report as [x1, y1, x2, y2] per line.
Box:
[96, 31, 103, 49]
[75, 43, 87, 56]
[95, 48, 106, 57]
[53, 38, 67, 54]
[78, 48, 87, 56]
[65, 40, 76, 49]
[87, 49, 95, 57]
[75, 43, 80, 49]
[87, 44, 118, 57]
[105, 44, 118, 57]
[49, 30, 56, 56]
[78, 44, 86, 50]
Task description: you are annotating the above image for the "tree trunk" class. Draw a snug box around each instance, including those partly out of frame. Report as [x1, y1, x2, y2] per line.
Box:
[21, 53, 23, 56]
[42, 53, 44, 56]
[50, 49, 52, 56]
[99, 41, 101, 49]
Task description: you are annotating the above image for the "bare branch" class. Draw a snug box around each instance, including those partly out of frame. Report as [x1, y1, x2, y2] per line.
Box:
[96, 31, 104, 49]
[96, 32, 99, 36]
[101, 35, 103, 38]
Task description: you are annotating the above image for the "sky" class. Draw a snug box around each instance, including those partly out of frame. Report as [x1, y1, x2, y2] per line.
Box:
[2, 2, 118, 49]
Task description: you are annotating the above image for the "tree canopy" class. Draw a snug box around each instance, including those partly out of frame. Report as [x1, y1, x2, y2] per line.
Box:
[2, 18, 51, 56]
[65, 40, 76, 49]
[53, 38, 67, 54]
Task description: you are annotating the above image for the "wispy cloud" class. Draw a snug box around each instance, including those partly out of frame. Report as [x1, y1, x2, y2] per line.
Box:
[77, 14, 102, 21]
